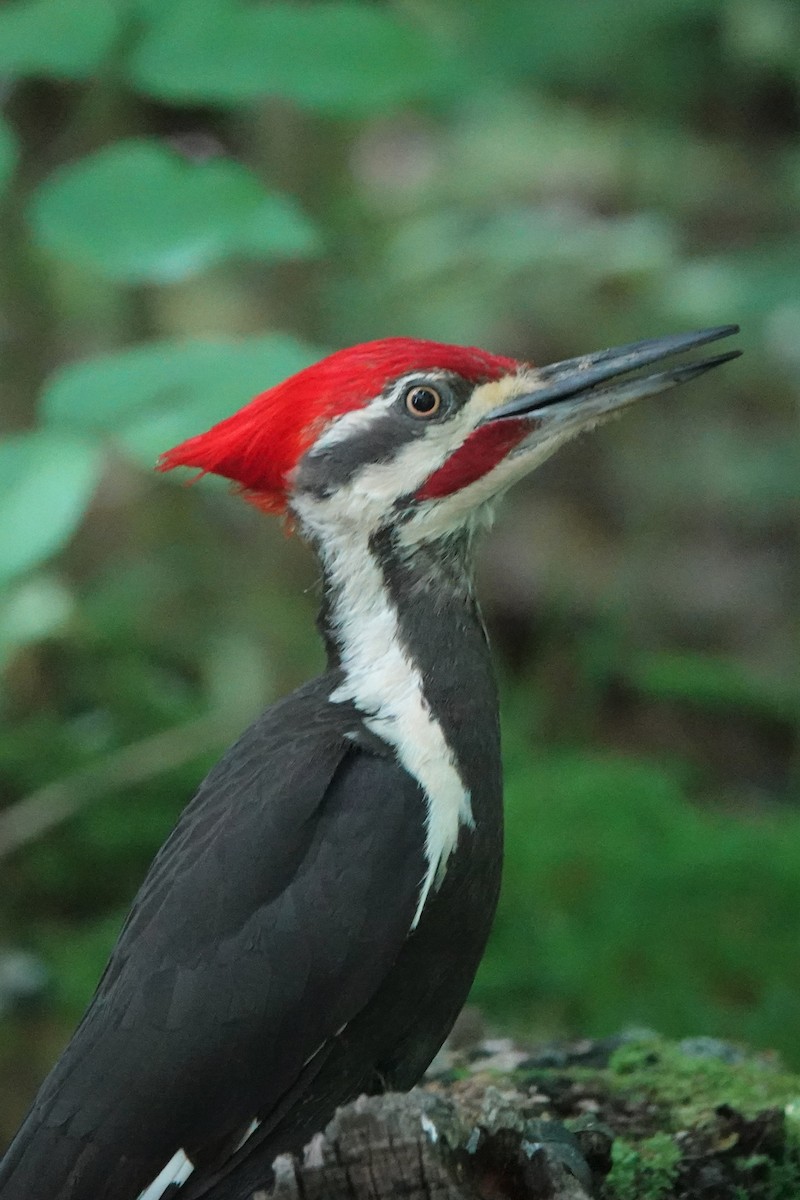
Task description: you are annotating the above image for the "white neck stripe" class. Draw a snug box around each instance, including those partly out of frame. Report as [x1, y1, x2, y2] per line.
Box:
[320, 528, 473, 927]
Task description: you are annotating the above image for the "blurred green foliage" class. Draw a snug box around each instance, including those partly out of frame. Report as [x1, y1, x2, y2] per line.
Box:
[0, 0, 798, 1146]
[32, 140, 321, 282]
[482, 742, 800, 1059]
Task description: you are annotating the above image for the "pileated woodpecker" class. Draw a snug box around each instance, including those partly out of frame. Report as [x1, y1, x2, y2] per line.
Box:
[1, 326, 739, 1200]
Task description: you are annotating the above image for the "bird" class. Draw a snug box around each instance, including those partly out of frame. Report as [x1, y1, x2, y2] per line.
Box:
[0, 325, 740, 1200]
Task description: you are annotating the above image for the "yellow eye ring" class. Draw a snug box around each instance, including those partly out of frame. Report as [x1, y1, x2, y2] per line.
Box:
[405, 385, 442, 418]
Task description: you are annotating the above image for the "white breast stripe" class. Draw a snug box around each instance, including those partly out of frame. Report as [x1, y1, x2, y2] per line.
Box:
[136, 1148, 194, 1200]
[322, 528, 473, 927]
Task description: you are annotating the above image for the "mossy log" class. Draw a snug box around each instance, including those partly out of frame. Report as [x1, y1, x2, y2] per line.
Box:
[260, 1034, 800, 1200]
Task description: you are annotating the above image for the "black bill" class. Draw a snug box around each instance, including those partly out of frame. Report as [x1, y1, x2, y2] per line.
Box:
[486, 325, 741, 423]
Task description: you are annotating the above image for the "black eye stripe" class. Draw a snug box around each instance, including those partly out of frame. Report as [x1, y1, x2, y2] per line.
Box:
[295, 373, 478, 500]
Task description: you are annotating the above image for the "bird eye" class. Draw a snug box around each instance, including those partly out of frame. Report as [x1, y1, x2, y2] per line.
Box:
[404, 385, 442, 418]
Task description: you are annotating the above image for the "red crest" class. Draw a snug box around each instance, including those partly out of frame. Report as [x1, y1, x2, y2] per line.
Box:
[157, 338, 518, 513]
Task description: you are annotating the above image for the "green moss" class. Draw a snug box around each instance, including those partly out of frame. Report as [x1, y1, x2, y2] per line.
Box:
[607, 1133, 680, 1200]
[733, 1152, 800, 1200]
[509, 1037, 800, 1198]
[607, 1037, 800, 1131]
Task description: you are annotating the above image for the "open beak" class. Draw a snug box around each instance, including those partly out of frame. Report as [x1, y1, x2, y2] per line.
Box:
[484, 325, 741, 428]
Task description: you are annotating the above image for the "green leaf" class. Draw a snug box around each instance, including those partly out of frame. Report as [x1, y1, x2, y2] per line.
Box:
[129, 0, 455, 114]
[29, 140, 321, 283]
[0, 0, 119, 81]
[41, 333, 324, 466]
[0, 432, 103, 586]
[0, 116, 19, 197]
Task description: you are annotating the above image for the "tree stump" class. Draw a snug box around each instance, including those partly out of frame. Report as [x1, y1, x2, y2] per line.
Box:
[268, 1089, 606, 1200]
[255, 1033, 800, 1200]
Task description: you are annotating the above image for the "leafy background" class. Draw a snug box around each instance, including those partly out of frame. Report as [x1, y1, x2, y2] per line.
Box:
[0, 0, 798, 1146]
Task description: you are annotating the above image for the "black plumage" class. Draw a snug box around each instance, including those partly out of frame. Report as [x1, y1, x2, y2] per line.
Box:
[0, 545, 503, 1200]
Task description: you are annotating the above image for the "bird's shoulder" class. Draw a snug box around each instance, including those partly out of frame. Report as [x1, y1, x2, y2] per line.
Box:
[101, 674, 411, 976]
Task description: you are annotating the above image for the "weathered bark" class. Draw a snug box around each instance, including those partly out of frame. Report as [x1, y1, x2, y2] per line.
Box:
[267, 1088, 609, 1200]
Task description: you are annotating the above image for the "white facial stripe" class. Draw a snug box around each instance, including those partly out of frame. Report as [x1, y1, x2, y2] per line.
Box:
[395, 373, 629, 545]
[302, 371, 540, 526]
[398, 431, 567, 546]
[303, 402, 474, 528]
[310, 395, 394, 452]
[298, 515, 473, 928]
[136, 1148, 194, 1200]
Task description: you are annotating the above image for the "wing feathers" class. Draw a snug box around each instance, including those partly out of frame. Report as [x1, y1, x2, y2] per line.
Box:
[0, 678, 428, 1200]
[136, 1148, 194, 1200]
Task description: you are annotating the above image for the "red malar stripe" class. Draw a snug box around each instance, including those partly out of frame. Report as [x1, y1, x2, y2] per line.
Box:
[416, 419, 530, 501]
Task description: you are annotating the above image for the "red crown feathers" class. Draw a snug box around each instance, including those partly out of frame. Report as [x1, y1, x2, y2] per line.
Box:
[157, 338, 518, 513]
